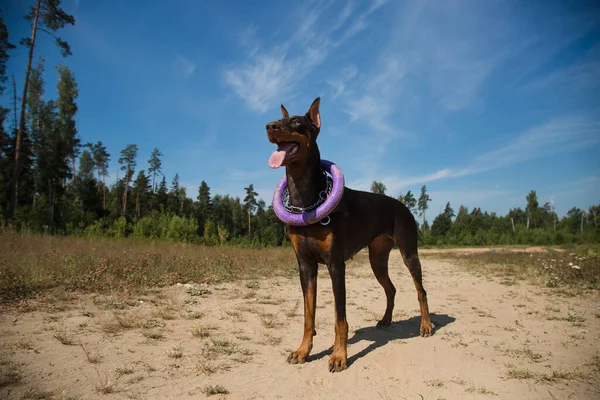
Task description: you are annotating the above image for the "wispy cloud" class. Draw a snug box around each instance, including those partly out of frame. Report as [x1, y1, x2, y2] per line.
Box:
[349, 116, 600, 194]
[327, 64, 357, 100]
[222, 0, 389, 113]
[172, 55, 197, 79]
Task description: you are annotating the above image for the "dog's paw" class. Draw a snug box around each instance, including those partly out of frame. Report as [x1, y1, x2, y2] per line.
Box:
[376, 318, 392, 328]
[328, 353, 347, 373]
[287, 349, 309, 365]
[420, 320, 434, 337]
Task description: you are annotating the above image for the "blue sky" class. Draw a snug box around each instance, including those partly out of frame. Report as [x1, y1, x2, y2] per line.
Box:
[2, 0, 600, 221]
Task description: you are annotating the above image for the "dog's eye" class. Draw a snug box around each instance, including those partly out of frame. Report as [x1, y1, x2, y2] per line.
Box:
[292, 119, 301, 125]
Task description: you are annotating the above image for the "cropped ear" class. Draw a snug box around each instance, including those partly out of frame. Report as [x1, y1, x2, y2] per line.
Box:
[306, 97, 321, 129]
[280, 104, 289, 118]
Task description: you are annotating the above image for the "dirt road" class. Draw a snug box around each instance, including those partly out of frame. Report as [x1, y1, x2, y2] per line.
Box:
[1, 252, 599, 399]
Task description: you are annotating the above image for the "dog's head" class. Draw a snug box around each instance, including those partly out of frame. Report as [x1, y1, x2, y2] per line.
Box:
[266, 97, 321, 169]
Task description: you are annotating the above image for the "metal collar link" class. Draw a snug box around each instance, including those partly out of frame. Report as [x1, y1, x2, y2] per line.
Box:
[283, 172, 333, 215]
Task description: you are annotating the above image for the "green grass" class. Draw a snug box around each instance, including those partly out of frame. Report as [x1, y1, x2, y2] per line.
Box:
[0, 232, 297, 302]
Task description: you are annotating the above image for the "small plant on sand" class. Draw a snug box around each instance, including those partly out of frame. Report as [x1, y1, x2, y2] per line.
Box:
[53, 326, 76, 346]
[191, 326, 211, 339]
[167, 346, 184, 359]
[80, 342, 103, 364]
[202, 385, 229, 396]
[94, 368, 123, 394]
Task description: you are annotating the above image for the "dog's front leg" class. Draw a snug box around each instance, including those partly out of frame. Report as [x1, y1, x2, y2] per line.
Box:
[288, 259, 318, 365]
[327, 260, 348, 372]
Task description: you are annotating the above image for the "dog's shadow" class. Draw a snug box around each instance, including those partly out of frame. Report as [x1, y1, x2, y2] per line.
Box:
[307, 313, 455, 366]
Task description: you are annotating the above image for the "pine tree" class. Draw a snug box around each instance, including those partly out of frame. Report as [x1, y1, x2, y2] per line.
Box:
[132, 170, 151, 219]
[118, 144, 137, 216]
[243, 184, 258, 238]
[0, 13, 15, 220]
[55, 64, 79, 178]
[196, 180, 212, 232]
[370, 181, 386, 195]
[85, 141, 110, 209]
[417, 185, 431, 226]
[147, 148, 163, 192]
[10, 0, 75, 222]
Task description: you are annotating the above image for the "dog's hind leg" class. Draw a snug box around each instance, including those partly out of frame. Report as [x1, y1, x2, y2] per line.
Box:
[368, 235, 396, 327]
[395, 223, 434, 337]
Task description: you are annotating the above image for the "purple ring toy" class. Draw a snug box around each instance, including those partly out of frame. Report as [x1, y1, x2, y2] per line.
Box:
[272, 160, 345, 226]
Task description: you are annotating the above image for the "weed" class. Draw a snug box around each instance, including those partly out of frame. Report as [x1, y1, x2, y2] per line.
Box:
[196, 361, 231, 375]
[245, 281, 260, 289]
[191, 326, 211, 339]
[466, 385, 496, 395]
[185, 310, 205, 320]
[80, 342, 104, 364]
[94, 368, 123, 394]
[424, 379, 445, 387]
[53, 326, 76, 346]
[260, 332, 282, 346]
[167, 346, 183, 359]
[256, 310, 282, 329]
[0, 232, 297, 303]
[202, 385, 229, 396]
[285, 299, 300, 318]
[21, 387, 54, 399]
[141, 330, 165, 340]
[0, 360, 23, 387]
[15, 338, 35, 351]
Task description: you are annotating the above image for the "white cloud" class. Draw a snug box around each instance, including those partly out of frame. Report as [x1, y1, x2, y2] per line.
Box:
[222, 0, 389, 113]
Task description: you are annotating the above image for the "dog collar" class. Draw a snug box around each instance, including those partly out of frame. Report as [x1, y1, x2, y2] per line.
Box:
[272, 160, 344, 226]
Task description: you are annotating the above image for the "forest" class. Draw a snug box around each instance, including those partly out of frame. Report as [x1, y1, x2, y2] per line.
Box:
[0, 3, 598, 248]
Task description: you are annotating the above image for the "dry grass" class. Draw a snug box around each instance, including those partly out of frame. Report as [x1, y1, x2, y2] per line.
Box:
[80, 341, 104, 364]
[101, 312, 142, 334]
[141, 330, 165, 340]
[0, 232, 297, 303]
[53, 326, 77, 346]
[505, 364, 585, 383]
[191, 325, 212, 339]
[15, 338, 36, 351]
[424, 379, 445, 387]
[94, 368, 123, 394]
[427, 249, 600, 291]
[256, 309, 282, 329]
[202, 384, 229, 396]
[166, 346, 183, 359]
[21, 387, 55, 399]
[0, 360, 24, 388]
[284, 299, 301, 318]
[196, 361, 231, 375]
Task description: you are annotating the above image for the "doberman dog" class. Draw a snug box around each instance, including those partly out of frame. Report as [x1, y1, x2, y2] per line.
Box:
[266, 97, 433, 372]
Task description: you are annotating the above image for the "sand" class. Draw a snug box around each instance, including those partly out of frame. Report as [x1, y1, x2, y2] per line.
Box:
[1, 250, 599, 399]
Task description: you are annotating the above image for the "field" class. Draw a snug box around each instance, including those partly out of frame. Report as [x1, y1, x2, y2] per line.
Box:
[1, 234, 599, 399]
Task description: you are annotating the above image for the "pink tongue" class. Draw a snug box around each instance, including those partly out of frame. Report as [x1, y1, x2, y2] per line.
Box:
[268, 143, 295, 169]
[269, 150, 286, 169]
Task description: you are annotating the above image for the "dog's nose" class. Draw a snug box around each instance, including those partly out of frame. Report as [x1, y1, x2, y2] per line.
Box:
[266, 121, 281, 132]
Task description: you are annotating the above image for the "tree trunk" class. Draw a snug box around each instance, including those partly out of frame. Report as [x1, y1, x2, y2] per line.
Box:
[136, 192, 140, 220]
[526, 214, 530, 229]
[122, 168, 129, 216]
[9, 0, 42, 222]
[511, 217, 515, 232]
[581, 212, 584, 234]
[102, 175, 107, 210]
[247, 210, 251, 238]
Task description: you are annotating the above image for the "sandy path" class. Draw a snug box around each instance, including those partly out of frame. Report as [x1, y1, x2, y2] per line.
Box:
[1, 253, 599, 399]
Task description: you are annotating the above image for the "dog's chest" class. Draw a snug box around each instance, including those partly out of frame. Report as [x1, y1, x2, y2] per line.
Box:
[290, 226, 336, 265]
